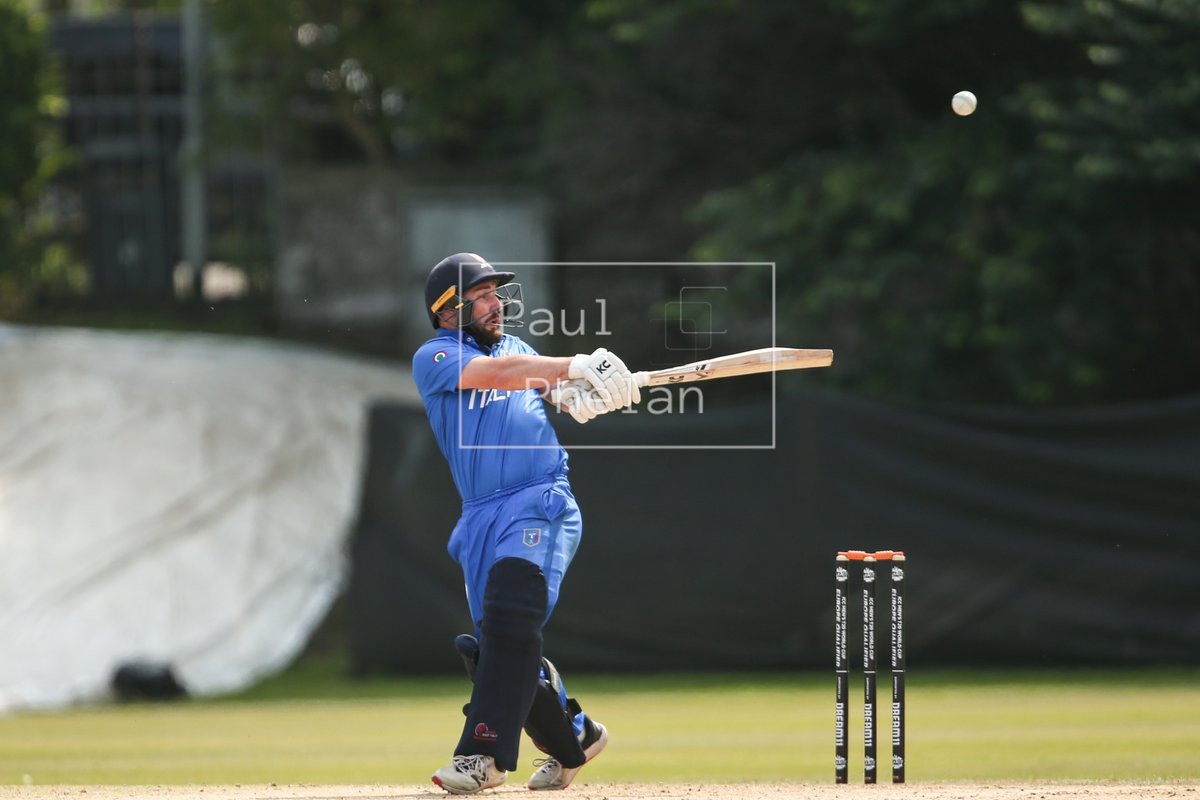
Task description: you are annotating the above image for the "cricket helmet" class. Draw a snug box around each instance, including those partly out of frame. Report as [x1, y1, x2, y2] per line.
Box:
[424, 253, 517, 329]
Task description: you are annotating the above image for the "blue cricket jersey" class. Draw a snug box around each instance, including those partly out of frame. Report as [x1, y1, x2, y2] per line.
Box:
[412, 331, 569, 501]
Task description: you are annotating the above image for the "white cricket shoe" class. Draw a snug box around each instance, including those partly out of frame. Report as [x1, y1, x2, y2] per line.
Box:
[527, 721, 608, 791]
[432, 754, 508, 795]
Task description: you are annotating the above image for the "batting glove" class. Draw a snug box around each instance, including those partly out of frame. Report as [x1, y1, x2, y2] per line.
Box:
[568, 348, 641, 412]
[555, 381, 608, 424]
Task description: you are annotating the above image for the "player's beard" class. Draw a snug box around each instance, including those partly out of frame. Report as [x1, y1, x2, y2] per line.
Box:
[465, 312, 503, 348]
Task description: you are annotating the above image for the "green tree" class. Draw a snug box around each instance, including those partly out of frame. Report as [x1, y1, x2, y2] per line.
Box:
[206, 0, 1200, 404]
[692, 0, 1200, 404]
[0, 0, 67, 316]
[207, 0, 570, 164]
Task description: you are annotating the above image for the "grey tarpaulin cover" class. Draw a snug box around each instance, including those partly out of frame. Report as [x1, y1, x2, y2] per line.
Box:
[0, 325, 413, 712]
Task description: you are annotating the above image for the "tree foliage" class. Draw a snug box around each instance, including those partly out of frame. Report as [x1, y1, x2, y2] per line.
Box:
[690, 0, 1200, 404]
[207, 0, 570, 163]
[206, 0, 1200, 404]
[0, 1, 64, 315]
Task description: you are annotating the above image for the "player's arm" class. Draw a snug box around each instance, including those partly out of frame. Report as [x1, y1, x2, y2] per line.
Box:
[458, 355, 571, 392]
[458, 355, 612, 425]
[459, 348, 642, 421]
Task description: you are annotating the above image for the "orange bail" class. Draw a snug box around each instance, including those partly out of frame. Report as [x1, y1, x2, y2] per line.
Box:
[844, 550, 868, 560]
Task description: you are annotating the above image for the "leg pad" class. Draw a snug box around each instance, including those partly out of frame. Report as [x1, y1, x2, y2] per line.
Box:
[524, 656, 587, 768]
[452, 633, 588, 768]
[454, 558, 547, 772]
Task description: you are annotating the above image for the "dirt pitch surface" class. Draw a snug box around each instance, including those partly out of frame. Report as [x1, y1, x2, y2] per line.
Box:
[2, 784, 1197, 800]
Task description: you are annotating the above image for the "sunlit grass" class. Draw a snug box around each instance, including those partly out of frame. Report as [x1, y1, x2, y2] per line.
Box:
[2, 663, 1198, 785]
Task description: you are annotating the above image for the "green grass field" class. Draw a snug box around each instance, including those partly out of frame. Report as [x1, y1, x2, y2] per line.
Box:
[3, 662, 1198, 785]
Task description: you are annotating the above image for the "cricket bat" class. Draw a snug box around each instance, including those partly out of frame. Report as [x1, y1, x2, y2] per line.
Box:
[633, 347, 833, 387]
[549, 347, 832, 409]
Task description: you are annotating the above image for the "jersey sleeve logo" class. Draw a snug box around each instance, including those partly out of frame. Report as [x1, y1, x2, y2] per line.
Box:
[433, 351, 447, 363]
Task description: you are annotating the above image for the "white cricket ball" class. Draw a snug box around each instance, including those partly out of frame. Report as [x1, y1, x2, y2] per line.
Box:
[952, 90, 977, 116]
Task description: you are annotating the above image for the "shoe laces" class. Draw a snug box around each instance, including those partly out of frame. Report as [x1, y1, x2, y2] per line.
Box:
[454, 754, 494, 779]
[532, 757, 561, 774]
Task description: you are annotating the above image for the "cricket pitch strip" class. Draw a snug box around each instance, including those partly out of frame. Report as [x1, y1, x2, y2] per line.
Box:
[1, 783, 1197, 800]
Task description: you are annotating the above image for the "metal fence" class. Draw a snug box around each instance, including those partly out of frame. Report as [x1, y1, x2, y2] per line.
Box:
[49, 10, 274, 301]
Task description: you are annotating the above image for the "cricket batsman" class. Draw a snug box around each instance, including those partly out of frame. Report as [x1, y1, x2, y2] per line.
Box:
[412, 253, 639, 793]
